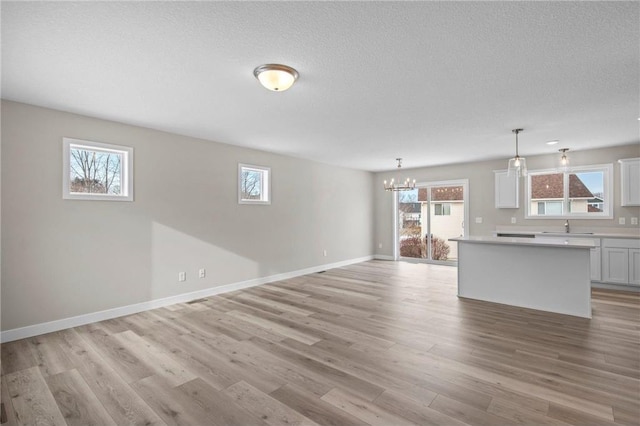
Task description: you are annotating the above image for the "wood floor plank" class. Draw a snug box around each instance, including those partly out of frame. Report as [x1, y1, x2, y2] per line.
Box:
[45, 369, 116, 426]
[374, 389, 468, 426]
[224, 380, 318, 426]
[429, 394, 513, 426]
[112, 330, 197, 387]
[547, 402, 620, 426]
[270, 384, 366, 426]
[175, 332, 285, 395]
[56, 329, 165, 426]
[132, 375, 218, 426]
[75, 325, 154, 384]
[5, 366, 66, 426]
[321, 387, 415, 426]
[281, 337, 439, 405]
[27, 334, 74, 378]
[1, 374, 18, 426]
[1, 340, 37, 376]
[175, 378, 268, 426]
[487, 397, 569, 426]
[248, 336, 385, 402]
[226, 310, 322, 345]
[233, 292, 316, 316]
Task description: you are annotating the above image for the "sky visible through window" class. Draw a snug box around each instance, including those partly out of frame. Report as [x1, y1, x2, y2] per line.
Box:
[574, 171, 603, 196]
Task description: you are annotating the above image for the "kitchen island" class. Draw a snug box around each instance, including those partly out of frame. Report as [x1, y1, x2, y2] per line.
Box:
[450, 236, 596, 318]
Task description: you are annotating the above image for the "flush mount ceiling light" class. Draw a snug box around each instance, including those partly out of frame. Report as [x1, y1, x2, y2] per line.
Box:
[253, 64, 299, 91]
[383, 158, 416, 191]
[546, 140, 559, 145]
[507, 128, 527, 178]
[559, 148, 570, 171]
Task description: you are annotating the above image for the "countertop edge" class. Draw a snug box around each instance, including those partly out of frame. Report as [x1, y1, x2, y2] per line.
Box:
[451, 236, 596, 249]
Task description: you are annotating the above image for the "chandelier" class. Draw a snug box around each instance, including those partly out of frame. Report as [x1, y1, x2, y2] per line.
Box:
[383, 158, 416, 191]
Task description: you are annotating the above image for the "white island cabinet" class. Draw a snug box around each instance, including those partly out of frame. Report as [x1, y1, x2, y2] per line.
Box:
[451, 236, 595, 318]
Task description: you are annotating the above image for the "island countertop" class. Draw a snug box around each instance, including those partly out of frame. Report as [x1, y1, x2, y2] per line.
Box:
[450, 235, 596, 249]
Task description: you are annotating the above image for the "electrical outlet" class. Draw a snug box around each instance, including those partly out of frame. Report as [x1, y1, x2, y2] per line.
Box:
[632, 217, 638, 225]
[475, 217, 483, 224]
[619, 217, 626, 225]
[511, 217, 517, 224]
[378, 243, 383, 249]
[178, 272, 186, 282]
[323, 249, 327, 257]
[198, 268, 206, 278]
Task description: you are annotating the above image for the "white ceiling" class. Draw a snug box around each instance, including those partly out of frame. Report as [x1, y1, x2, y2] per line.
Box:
[2, 1, 638, 171]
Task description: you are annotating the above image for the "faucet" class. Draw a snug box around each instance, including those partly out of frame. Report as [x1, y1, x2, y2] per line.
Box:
[564, 219, 570, 233]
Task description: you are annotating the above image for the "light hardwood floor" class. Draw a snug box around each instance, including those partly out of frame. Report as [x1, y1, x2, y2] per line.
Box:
[1, 260, 639, 425]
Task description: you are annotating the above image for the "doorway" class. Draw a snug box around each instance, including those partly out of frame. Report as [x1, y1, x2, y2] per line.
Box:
[396, 180, 468, 264]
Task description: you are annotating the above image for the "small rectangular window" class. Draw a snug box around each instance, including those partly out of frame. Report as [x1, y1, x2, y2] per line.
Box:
[62, 138, 133, 201]
[434, 203, 451, 216]
[239, 164, 270, 204]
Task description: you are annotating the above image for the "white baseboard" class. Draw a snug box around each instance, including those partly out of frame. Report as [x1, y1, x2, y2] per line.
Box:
[374, 254, 395, 261]
[591, 282, 640, 292]
[1, 255, 373, 343]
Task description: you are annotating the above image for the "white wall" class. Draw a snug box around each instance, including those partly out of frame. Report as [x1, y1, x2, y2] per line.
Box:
[1, 101, 375, 331]
[375, 144, 640, 257]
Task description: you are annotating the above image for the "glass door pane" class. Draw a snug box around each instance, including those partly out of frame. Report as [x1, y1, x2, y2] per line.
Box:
[428, 185, 464, 262]
[398, 189, 424, 259]
[397, 183, 466, 263]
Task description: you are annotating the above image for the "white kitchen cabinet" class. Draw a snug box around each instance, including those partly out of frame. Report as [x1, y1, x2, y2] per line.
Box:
[619, 158, 640, 206]
[590, 247, 601, 282]
[601, 239, 640, 286]
[494, 170, 519, 208]
[602, 247, 629, 284]
[630, 249, 640, 285]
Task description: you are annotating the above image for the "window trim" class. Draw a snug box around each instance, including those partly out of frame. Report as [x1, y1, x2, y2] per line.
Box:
[238, 163, 271, 205]
[62, 137, 134, 201]
[525, 163, 613, 219]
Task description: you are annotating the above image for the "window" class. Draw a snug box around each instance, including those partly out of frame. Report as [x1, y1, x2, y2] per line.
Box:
[537, 201, 563, 215]
[434, 203, 451, 216]
[239, 164, 270, 204]
[62, 138, 133, 201]
[526, 164, 612, 218]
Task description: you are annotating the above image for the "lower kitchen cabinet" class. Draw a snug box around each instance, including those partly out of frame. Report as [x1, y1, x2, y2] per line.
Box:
[601, 239, 640, 286]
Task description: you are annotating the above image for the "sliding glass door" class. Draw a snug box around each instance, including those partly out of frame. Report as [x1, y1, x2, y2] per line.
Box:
[397, 180, 468, 264]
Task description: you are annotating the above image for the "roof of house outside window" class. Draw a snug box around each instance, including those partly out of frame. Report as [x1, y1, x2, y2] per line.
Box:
[399, 202, 422, 213]
[531, 174, 593, 200]
[418, 186, 464, 201]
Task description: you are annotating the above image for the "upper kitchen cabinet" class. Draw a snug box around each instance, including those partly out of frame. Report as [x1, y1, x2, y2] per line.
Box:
[494, 170, 519, 208]
[619, 158, 640, 206]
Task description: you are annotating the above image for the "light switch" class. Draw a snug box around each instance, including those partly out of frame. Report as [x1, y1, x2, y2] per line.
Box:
[511, 217, 517, 224]
[475, 217, 483, 224]
[619, 217, 626, 225]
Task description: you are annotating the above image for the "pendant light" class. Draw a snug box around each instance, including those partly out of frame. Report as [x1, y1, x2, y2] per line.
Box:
[383, 158, 416, 191]
[507, 128, 527, 178]
[253, 64, 299, 91]
[559, 148, 570, 171]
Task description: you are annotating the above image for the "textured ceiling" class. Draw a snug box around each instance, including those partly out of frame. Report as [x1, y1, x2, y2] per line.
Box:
[2, 1, 638, 171]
